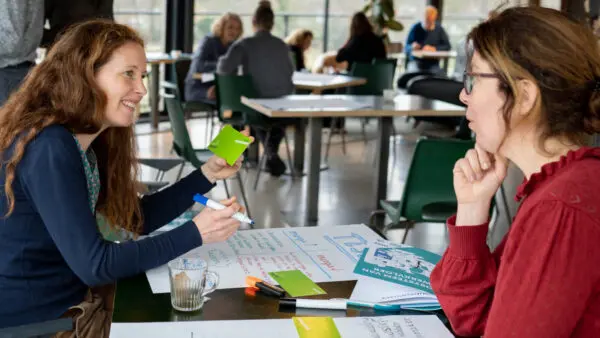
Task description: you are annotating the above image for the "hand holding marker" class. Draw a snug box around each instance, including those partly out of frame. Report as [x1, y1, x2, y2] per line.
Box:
[193, 194, 254, 225]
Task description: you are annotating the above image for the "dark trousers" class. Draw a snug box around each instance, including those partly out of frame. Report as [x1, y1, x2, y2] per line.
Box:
[255, 118, 300, 158]
[0, 62, 34, 107]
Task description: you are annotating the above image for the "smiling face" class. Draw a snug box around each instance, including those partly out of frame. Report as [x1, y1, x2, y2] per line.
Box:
[95, 41, 148, 128]
[460, 51, 508, 154]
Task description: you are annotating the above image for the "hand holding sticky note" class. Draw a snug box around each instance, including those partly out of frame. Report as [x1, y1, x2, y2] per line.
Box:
[208, 125, 251, 166]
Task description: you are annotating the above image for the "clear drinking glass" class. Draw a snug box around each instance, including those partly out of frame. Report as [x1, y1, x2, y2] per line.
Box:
[168, 257, 219, 312]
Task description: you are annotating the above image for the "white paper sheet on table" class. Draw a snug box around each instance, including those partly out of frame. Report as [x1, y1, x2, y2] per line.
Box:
[252, 97, 372, 111]
[110, 315, 453, 338]
[145, 224, 383, 293]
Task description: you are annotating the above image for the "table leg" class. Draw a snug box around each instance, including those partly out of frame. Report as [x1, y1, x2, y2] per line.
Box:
[374, 117, 392, 210]
[305, 117, 323, 225]
[293, 120, 306, 174]
[442, 58, 449, 75]
[150, 63, 160, 130]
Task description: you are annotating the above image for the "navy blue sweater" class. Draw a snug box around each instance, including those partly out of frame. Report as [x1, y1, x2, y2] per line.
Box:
[0, 125, 212, 327]
[185, 35, 232, 102]
[404, 22, 451, 69]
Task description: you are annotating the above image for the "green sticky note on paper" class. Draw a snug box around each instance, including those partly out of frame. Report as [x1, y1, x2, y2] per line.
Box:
[293, 317, 341, 338]
[269, 270, 326, 297]
[208, 125, 251, 166]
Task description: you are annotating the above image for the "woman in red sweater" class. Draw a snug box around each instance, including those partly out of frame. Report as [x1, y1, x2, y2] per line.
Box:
[430, 7, 600, 337]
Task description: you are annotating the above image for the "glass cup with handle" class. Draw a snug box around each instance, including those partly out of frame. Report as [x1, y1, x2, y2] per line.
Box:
[168, 257, 219, 312]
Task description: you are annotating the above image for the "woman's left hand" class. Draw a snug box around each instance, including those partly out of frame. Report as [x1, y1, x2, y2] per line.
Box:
[201, 128, 253, 183]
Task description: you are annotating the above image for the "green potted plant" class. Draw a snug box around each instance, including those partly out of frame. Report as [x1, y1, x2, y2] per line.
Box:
[362, 0, 404, 46]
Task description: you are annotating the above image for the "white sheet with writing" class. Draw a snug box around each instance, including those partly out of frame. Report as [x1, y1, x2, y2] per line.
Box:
[145, 224, 382, 293]
[110, 315, 453, 338]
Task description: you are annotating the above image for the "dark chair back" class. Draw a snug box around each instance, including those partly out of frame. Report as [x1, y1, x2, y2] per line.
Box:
[406, 76, 465, 107]
[214, 74, 267, 126]
[400, 138, 474, 221]
[348, 62, 395, 96]
[164, 94, 204, 168]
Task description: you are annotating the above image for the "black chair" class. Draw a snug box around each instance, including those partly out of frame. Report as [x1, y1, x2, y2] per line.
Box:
[406, 75, 471, 139]
[396, 70, 438, 89]
[0, 318, 73, 338]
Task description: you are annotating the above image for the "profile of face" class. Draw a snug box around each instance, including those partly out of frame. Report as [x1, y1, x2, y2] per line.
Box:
[223, 18, 242, 44]
[302, 35, 313, 51]
[95, 41, 148, 128]
[460, 51, 507, 154]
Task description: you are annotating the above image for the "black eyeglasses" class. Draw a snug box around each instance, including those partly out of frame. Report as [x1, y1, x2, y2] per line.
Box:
[463, 71, 499, 94]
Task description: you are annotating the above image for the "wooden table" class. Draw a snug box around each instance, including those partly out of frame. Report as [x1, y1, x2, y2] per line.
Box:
[193, 72, 367, 171]
[242, 94, 465, 225]
[146, 53, 192, 130]
[411, 51, 457, 73]
[112, 274, 454, 335]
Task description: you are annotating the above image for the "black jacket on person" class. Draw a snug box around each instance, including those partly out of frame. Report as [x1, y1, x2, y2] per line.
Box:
[335, 32, 386, 68]
[42, 0, 114, 47]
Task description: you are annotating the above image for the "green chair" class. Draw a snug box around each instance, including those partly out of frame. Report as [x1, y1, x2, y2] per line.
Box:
[369, 138, 475, 243]
[160, 80, 217, 144]
[325, 61, 397, 162]
[164, 94, 251, 218]
[214, 74, 295, 190]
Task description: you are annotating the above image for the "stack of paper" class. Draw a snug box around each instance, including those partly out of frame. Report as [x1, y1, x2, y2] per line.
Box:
[351, 241, 442, 311]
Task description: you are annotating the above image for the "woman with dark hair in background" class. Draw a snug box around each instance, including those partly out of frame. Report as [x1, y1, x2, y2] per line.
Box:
[431, 7, 600, 337]
[335, 12, 386, 69]
[185, 13, 243, 102]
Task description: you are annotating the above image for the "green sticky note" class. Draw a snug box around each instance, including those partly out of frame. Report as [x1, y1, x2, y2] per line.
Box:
[208, 125, 251, 166]
[269, 270, 326, 297]
[293, 317, 341, 338]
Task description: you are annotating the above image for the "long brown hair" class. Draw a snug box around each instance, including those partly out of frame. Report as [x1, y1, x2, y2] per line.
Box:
[0, 20, 145, 234]
[468, 6, 600, 151]
[349, 12, 373, 38]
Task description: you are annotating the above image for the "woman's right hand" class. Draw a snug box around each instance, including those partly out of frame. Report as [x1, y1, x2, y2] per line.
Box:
[453, 144, 508, 225]
[192, 197, 242, 244]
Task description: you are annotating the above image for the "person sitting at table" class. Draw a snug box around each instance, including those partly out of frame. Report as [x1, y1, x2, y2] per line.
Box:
[335, 12, 386, 70]
[217, 0, 295, 177]
[430, 7, 600, 338]
[185, 12, 243, 103]
[404, 5, 450, 74]
[0, 20, 249, 333]
[285, 29, 313, 71]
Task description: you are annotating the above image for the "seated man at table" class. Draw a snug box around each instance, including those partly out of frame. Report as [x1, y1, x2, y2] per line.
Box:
[404, 5, 451, 74]
[217, 0, 295, 176]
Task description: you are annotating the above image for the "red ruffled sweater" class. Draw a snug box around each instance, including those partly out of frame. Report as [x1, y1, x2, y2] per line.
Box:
[430, 147, 600, 337]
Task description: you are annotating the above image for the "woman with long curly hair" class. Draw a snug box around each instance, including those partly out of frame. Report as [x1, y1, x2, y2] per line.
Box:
[0, 20, 247, 334]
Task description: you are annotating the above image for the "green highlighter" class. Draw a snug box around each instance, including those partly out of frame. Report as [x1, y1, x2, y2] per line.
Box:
[208, 125, 251, 166]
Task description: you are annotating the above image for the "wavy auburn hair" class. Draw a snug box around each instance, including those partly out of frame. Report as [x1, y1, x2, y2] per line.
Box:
[0, 20, 145, 234]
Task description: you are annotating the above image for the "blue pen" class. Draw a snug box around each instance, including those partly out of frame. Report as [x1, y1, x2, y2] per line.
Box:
[193, 194, 254, 225]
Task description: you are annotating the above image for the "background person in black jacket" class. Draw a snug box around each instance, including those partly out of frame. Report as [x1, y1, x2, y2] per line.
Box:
[335, 12, 386, 69]
[42, 0, 114, 48]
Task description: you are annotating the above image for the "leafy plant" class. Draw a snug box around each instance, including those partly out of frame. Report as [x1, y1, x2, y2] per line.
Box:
[362, 0, 404, 37]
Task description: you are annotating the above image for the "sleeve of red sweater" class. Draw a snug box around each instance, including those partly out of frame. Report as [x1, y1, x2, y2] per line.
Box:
[431, 201, 600, 337]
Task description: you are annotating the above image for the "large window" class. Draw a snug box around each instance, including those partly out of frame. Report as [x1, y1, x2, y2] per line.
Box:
[193, 0, 325, 69]
[114, 0, 165, 52]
